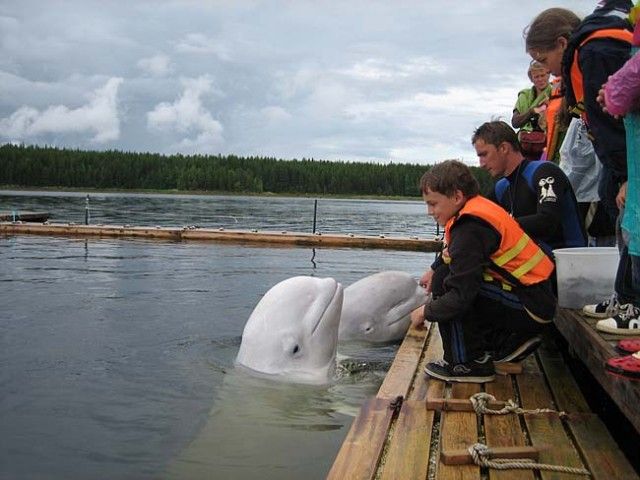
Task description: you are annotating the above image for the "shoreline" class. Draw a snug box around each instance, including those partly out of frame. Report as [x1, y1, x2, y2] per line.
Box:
[0, 185, 422, 202]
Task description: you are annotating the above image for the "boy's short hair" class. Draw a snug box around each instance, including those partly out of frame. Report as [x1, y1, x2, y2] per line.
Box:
[471, 120, 521, 153]
[420, 160, 479, 197]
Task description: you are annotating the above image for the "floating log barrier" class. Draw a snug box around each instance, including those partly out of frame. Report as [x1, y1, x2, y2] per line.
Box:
[0, 222, 443, 252]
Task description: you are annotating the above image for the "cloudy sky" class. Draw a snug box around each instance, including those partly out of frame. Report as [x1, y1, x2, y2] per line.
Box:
[0, 1, 589, 165]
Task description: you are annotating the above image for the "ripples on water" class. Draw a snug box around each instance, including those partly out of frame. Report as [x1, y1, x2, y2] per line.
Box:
[0, 191, 437, 479]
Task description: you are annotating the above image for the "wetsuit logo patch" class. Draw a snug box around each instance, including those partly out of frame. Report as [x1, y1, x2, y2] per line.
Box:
[538, 177, 557, 203]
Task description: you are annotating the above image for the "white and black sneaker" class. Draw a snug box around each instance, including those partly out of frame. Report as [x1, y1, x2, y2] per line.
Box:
[595, 304, 640, 335]
[583, 293, 621, 319]
[424, 353, 495, 383]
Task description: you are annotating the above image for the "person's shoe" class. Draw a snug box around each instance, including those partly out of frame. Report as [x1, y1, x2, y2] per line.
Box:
[616, 338, 640, 355]
[595, 304, 640, 335]
[605, 352, 640, 380]
[493, 333, 542, 363]
[424, 353, 495, 383]
[583, 293, 621, 319]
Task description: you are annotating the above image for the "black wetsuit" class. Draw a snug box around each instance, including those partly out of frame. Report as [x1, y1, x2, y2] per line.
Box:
[489, 159, 587, 254]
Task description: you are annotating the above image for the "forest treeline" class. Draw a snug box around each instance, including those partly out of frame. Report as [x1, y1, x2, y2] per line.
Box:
[0, 143, 494, 197]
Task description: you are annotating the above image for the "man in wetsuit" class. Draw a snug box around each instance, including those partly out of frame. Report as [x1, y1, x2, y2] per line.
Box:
[473, 120, 587, 256]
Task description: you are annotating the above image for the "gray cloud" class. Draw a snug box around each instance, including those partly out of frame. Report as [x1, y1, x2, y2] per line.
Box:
[0, 0, 590, 164]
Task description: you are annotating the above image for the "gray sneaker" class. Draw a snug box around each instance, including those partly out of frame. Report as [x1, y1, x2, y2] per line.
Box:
[424, 353, 495, 383]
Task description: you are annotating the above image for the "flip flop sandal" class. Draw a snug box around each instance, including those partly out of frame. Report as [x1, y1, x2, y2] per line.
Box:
[616, 338, 640, 354]
[605, 352, 640, 380]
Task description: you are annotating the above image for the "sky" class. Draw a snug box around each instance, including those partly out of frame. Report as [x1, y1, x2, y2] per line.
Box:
[0, 0, 590, 166]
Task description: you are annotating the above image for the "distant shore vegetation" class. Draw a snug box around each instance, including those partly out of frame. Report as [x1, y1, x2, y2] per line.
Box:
[0, 143, 493, 198]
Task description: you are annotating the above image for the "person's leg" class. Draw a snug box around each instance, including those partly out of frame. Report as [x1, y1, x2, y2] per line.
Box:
[597, 166, 621, 227]
[475, 283, 548, 363]
[425, 268, 494, 382]
[430, 263, 488, 363]
[583, 208, 628, 317]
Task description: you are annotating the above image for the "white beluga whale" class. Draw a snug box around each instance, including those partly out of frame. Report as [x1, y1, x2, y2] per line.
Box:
[236, 275, 343, 384]
[339, 270, 429, 343]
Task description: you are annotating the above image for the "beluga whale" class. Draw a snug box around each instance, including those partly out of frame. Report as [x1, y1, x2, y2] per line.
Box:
[338, 270, 429, 343]
[236, 275, 344, 384]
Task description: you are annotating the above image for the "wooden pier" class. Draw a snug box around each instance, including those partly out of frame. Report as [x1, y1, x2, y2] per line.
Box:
[327, 309, 639, 480]
[0, 222, 442, 252]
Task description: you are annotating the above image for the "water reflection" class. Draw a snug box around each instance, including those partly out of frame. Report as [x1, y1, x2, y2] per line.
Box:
[0, 193, 437, 480]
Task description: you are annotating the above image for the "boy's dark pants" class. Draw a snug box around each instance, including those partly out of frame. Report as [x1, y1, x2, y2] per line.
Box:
[431, 263, 547, 364]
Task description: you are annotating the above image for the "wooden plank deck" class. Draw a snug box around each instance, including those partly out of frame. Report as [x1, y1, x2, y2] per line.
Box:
[327, 315, 639, 480]
[0, 222, 442, 252]
[553, 308, 640, 435]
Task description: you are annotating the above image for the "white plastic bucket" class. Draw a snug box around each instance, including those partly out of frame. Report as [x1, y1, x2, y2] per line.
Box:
[553, 247, 619, 309]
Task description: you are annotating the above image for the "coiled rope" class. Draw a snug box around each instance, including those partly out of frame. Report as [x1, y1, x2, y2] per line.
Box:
[467, 393, 589, 475]
[469, 392, 567, 418]
[468, 443, 591, 476]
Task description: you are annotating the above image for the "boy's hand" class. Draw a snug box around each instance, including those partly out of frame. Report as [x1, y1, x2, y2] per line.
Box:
[420, 268, 434, 293]
[410, 306, 426, 330]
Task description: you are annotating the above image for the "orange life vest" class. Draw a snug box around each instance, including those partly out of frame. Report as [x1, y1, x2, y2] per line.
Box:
[570, 28, 633, 118]
[544, 78, 564, 161]
[443, 196, 554, 289]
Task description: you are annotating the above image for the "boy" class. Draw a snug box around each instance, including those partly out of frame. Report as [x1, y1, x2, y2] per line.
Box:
[412, 160, 557, 383]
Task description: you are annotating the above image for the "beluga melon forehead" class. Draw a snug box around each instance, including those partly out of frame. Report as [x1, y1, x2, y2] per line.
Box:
[339, 271, 428, 343]
[236, 276, 343, 384]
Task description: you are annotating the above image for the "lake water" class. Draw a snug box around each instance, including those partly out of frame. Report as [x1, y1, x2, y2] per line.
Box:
[0, 191, 438, 480]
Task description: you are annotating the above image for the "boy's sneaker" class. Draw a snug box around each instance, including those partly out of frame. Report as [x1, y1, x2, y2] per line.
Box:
[424, 353, 495, 383]
[493, 333, 542, 363]
[583, 294, 621, 319]
[595, 304, 640, 335]
[605, 351, 640, 380]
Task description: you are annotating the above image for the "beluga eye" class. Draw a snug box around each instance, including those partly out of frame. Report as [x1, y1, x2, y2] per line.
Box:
[292, 345, 300, 354]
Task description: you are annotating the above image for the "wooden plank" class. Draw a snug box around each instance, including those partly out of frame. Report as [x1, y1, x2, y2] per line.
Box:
[326, 397, 395, 480]
[408, 322, 444, 401]
[518, 354, 587, 480]
[553, 309, 640, 432]
[377, 323, 429, 400]
[436, 382, 482, 480]
[537, 340, 639, 480]
[484, 374, 535, 480]
[378, 399, 432, 480]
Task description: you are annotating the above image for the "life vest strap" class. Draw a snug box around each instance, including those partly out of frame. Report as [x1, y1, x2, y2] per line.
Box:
[493, 234, 529, 267]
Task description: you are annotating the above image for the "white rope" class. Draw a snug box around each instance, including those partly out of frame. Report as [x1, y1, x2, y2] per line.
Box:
[469, 392, 567, 418]
[468, 443, 591, 476]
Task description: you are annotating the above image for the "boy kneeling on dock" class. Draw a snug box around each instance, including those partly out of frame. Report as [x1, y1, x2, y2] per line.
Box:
[411, 160, 556, 383]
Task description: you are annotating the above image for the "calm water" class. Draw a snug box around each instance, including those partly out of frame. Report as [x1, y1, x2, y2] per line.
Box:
[0, 191, 437, 480]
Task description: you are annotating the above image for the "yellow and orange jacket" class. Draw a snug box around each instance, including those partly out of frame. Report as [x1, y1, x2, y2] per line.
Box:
[443, 196, 554, 290]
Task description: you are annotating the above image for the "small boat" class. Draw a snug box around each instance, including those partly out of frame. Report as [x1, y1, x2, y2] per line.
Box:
[0, 211, 50, 222]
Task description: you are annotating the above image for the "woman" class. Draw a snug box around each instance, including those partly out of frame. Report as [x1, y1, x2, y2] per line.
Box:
[524, 2, 636, 329]
[511, 61, 551, 160]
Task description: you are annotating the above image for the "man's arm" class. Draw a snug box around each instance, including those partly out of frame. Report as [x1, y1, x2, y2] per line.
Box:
[579, 40, 629, 180]
[514, 164, 567, 241]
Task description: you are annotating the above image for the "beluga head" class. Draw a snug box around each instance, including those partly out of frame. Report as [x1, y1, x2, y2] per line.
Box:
[236, 276, 344, 384]
[339, 271, 429, 343]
